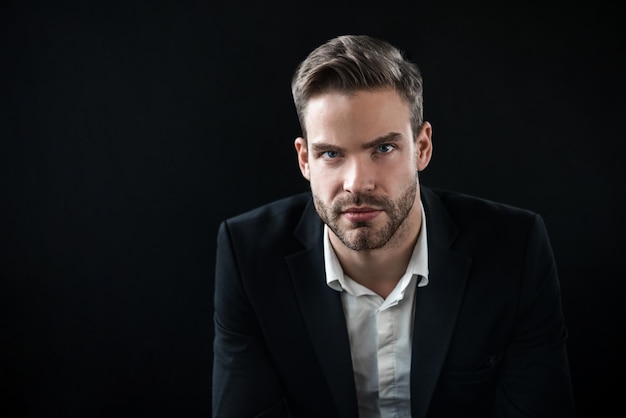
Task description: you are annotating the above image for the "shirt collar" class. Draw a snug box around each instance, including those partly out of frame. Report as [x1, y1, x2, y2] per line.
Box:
[324, 200, 429, 293]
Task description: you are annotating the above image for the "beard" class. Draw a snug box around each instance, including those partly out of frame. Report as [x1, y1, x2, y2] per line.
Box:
[313, 177, 418, 251]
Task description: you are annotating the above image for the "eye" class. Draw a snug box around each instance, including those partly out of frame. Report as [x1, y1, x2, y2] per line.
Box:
[322, 150, 339, 159]
[377, 143, 394, 153]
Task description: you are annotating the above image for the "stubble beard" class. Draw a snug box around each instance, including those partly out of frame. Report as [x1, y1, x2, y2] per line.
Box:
[313, 178, 418, 251]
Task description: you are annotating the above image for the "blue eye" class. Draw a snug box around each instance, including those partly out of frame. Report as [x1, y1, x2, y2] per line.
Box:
[377, 144, 394, 153]
[323, 150, 339, 159]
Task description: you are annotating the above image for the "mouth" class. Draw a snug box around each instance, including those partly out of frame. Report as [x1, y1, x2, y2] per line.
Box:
[340, 207, 382, 223]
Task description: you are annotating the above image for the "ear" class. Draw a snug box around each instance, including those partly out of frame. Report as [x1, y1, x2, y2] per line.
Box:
[416, 121, 433, 172]
[294, 137, 311, 181]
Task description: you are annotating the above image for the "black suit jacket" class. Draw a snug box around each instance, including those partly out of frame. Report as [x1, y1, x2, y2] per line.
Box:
[212, 186, 575, 417]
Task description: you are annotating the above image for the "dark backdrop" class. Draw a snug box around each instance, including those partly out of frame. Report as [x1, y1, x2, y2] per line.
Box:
[1, 1, 623, 417]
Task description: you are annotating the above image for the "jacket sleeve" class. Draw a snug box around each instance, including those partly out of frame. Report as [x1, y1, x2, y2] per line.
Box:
[495, 214, 575, 417]
[212, 220, 290, 417]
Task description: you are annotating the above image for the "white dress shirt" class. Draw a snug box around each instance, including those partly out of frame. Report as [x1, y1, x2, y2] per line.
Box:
[324, 202, 429, 418]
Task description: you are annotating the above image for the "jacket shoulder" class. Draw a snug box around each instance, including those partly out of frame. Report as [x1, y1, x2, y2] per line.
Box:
[216, 192, 315, 268]
[220, 192, 312, 236]
[425, 186, 537, 222]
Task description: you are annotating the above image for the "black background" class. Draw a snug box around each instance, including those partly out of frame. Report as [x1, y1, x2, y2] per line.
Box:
[1, 1, 624, 417]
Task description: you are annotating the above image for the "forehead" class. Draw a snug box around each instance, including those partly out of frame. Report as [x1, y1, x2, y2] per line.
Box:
[303, 88, 412, 143]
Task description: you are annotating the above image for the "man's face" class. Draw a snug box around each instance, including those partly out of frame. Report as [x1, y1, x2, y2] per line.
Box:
[295, 88, 432, 251]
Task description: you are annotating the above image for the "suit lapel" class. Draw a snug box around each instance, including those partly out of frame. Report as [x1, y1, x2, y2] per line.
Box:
[410, 187, 472, 418]
[285, 198, 359, 418]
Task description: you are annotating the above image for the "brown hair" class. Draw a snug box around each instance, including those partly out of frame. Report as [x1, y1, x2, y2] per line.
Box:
[291, 34, 424, 139]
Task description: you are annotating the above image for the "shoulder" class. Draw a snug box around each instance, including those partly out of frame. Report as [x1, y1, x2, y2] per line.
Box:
[218, 192, 313, 240]
[421, 185, 546, 251]
[424, 185, 537, 224]
[216, 192, 316, 266]
[223, 192, 311, 226]
[422, 186, 555, 274]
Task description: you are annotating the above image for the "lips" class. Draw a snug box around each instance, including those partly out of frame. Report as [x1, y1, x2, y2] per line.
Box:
[341, 207, 382, 223]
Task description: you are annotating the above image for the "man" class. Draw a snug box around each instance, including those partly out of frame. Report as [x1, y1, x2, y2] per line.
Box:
[212, 34, 575, 417]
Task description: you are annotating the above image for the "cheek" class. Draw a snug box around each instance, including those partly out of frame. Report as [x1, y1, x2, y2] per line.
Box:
[383, 163, 417, 189]
[309, 169, 341, 197]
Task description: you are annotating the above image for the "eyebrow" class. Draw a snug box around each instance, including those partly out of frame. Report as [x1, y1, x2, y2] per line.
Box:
[310, 132, 403, 153]
[361, 132, 403, 150]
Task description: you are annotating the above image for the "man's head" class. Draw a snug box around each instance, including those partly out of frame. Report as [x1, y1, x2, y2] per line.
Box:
[292, 35, 432, 252]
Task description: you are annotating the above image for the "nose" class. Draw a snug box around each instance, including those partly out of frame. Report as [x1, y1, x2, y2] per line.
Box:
[343, 156, 375, 194]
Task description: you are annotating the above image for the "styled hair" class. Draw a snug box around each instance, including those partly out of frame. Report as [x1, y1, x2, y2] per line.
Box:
[291, 34, 424, 139]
